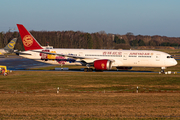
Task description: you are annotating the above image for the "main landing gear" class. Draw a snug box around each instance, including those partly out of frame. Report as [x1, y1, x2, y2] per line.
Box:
[84, 68, 93, 72]
[84, 64, 93, 72]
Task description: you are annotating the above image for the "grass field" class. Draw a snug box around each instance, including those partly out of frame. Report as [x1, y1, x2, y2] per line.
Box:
[1, 93, 180, 119]
[0, 58, 180, 119]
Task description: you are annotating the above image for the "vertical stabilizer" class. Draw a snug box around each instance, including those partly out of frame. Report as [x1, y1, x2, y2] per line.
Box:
[17, 24, 43, 51]
[4, 38, 17, 53]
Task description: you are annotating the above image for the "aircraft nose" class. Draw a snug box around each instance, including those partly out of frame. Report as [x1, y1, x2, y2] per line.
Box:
[165, 58, 177, 67]
[170, 58, 178, 66]
[173, 59, 178, 66]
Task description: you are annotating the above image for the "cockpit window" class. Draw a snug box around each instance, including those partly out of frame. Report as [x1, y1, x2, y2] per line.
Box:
[167, 56, 173, 58]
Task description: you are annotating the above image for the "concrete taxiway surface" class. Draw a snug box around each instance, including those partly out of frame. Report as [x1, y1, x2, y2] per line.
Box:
[0, 55, 53, 70]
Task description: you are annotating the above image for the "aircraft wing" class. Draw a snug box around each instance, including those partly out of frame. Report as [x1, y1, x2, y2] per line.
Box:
[15, 52, 32, 55]
[32, 50, 97, 60]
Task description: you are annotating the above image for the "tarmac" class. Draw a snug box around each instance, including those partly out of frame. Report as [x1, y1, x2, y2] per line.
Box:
[0, 55, 53, 70]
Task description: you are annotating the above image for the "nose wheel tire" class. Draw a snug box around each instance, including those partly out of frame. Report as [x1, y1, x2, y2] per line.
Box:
[160, 69, 165, 74]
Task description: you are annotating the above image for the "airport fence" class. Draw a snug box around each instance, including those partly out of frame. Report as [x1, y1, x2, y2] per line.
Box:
[0, 86, 180, 94]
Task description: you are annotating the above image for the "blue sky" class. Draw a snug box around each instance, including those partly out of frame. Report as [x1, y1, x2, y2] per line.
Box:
[1, 0, 180, 37]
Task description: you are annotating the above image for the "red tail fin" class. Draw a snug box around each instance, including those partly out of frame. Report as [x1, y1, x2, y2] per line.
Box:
[17, 24, 43, 51]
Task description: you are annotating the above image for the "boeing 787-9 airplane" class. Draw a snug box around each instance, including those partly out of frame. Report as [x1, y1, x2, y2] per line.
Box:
[16, 24, 177, 72]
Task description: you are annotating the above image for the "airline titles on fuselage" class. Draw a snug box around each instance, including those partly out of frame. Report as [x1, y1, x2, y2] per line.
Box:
[103, 51, 153, 58]
[103, 51, 122, 55]
[129, 52, 153, 58]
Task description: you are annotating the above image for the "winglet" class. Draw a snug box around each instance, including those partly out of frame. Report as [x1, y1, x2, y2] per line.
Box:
[4, 38, 17, 53]
[17, 24, 43, 51]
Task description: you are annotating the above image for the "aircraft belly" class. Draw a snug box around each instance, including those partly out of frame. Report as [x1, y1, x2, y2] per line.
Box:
[138, 59, 150, 66]
[121, 58, 152, 67]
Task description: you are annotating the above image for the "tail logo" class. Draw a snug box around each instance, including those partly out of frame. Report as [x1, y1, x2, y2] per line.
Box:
[8, 41, 15, 49]
[23, 35, 33, 47]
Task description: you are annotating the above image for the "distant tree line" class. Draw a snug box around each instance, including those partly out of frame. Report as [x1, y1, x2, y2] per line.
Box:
[1, 31, 180, 51]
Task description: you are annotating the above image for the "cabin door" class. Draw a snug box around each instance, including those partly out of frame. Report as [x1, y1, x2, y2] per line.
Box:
[123, 53, 128, 60]
[156, 54, 160, 61]
[78, 52, 84, 57]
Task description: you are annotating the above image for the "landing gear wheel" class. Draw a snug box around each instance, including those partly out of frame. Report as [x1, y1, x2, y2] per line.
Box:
[159, 69, 165, 74]
[84, 68, 88, 72]
[84, 68, 93, 72]
[88, 68, 93, 72]
[160, 67, 166, 74]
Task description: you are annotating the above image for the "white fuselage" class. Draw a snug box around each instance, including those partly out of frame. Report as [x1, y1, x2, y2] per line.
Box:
[0, 49, 7, 55]
[19, 48, 177, 68]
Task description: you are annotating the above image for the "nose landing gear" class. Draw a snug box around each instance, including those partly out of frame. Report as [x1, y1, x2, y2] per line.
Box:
[160, 69, 165, 74]
[160, 67, 166, 74]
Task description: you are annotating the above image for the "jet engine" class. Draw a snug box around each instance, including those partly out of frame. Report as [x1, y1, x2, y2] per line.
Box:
[94, 59, 112, 70]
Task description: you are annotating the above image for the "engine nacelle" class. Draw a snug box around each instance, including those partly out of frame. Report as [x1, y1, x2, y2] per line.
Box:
[94, 59, 112, 70]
